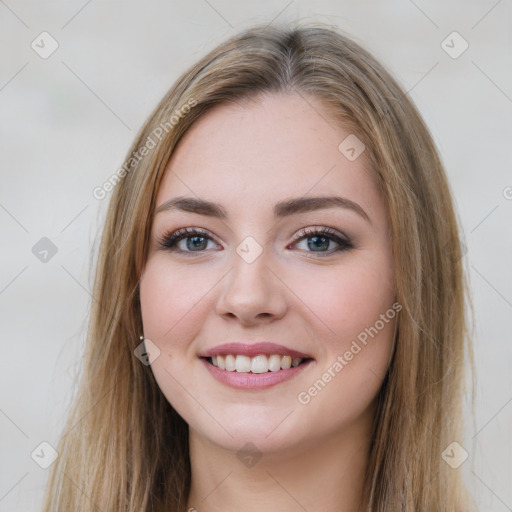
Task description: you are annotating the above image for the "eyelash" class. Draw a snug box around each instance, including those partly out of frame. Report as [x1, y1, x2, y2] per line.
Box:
[157, 226, 353, 257]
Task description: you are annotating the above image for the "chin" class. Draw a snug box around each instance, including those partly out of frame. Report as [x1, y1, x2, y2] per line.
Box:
[184, 403, 306, 453]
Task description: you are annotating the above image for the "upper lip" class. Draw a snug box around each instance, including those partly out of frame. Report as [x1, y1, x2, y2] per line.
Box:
[199, 342, 313, 360]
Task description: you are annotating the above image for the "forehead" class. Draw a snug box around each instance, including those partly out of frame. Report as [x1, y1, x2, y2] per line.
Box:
[156, 93, 379, 216]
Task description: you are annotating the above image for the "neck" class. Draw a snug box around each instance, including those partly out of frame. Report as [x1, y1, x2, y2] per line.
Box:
[186, 413, 372, 512]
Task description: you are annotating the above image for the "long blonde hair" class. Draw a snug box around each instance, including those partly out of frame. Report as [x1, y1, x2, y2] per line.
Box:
[42, 22, 474, 511]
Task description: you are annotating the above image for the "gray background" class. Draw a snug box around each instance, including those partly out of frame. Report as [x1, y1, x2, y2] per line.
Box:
[1, 1, 511, 510]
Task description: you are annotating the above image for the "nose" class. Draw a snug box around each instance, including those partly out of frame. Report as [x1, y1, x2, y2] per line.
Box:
[215, 251, 288, 326]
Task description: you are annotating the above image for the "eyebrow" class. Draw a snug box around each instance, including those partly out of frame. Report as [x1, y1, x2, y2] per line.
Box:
[154, 195, 371, 223]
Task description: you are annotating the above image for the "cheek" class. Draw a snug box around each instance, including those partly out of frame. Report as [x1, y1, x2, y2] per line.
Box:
[290, 252, 396, 411]
[139, 260, 212, 412]
[292, 251, 395, 346]
[139, 258, 216, 346]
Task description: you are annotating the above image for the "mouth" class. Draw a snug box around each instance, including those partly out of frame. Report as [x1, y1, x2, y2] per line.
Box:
[198, 342, 314, 389]
[203, 354, 313, 373]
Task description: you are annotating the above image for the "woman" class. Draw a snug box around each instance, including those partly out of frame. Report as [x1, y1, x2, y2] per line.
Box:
[42, 22, 474, 511]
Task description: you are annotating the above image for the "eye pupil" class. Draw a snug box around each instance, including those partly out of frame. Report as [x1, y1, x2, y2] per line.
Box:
[307, 236, 329, 251]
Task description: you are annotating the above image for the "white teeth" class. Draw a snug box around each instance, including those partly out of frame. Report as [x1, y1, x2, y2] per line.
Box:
[225, 354, 236, 371]
[268, 354, 281, 372]
[235, 355, 251, 372]
[281, 355, 292, 369]
[209, 354, 306, 373]
[251, 355, 268, 373]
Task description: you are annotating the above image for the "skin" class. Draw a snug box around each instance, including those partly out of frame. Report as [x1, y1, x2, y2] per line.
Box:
[139, 92, 397, 512]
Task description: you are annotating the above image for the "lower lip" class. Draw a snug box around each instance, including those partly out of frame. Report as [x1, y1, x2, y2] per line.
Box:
[201, 358, 312, 390]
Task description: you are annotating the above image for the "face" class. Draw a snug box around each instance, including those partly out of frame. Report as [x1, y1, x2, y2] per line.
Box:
[139, 92, 397, 455]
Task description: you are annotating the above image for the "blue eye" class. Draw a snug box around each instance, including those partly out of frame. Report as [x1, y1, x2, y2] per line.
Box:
[290, 227, 353, 256]
[157, 228, 219, 255]
[158, 226, 353, 256]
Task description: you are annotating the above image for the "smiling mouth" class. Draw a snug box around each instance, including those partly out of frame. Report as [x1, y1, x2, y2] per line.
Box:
[204, 354, 313, 373]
